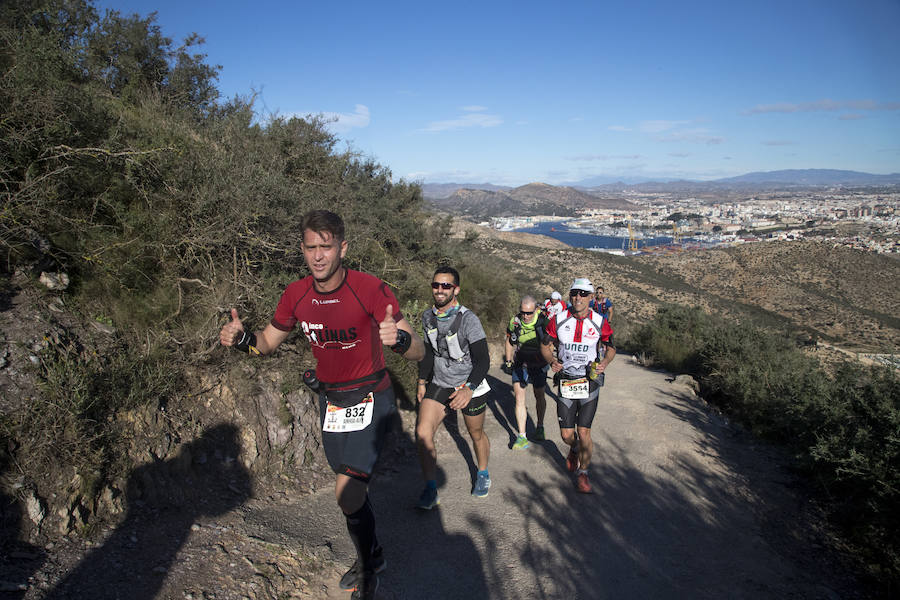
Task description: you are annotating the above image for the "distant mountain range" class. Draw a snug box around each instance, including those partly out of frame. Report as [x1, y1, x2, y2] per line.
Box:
[426, 182, 637, 219]
[713, 169, 900, 185]
[422, 169, 900, 200]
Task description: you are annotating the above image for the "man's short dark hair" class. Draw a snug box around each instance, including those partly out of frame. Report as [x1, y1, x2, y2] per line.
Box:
[301, 210, 345, 241]
[433, 265, 460, 287]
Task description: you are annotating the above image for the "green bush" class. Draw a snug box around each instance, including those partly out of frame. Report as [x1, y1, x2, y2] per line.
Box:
[626, 304, 715, 373]
[804, 363, 900, 581]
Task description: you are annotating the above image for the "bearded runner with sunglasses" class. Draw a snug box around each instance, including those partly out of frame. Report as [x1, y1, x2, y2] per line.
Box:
[415, 266, 492, 508]
[540, 277, 616, 493]
[219, 210, 424, 600]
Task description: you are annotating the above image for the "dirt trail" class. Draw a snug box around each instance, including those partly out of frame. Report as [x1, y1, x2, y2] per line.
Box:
[240, 357, 863, 600]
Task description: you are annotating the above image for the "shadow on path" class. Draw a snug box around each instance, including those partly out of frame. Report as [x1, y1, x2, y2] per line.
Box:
[45, 423, 251, 600]
[483, 375, 867, 600]
[484, 374, 515, 442]
[0, 447, 45, 598]
[372, 435, 490, 600]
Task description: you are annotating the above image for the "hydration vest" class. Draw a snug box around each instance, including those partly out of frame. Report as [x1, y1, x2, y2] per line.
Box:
[509, 313, 548, 349]
[423, 306, 470, 361]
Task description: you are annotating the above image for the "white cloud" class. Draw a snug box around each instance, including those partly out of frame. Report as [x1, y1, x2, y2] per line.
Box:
[460, 105, 488, 112]
[420, 111, 503, 133]
[640, 120, 689, 133]
[657, 128, 724, 145]
[608, 125, 631, 132]
[566, 154, 642, 161]
[317, 104, 371, 133]
[668, 152, 690, 158]
[745, 99, 900, 114]
[839, 113, 866, 121]
[762, 140, 795, 146]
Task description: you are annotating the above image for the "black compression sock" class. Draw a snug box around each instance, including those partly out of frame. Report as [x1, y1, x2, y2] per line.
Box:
[344, 495, 378, 570]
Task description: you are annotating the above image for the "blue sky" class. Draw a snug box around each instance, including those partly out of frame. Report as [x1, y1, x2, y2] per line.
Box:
[94, 0, 900, 186]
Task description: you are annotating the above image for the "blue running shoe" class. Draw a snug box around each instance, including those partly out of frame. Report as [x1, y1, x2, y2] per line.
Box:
[416, 485, 439, 510]
[472, 471, 492, 498]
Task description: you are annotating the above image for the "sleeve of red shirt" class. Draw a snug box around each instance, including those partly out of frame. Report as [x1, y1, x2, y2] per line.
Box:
[545, 315, 559, 340]
[372, 280, 403, 323]
[271, 281, 303, 332]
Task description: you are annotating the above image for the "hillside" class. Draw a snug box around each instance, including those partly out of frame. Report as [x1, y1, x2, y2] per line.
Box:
[449, 224, 900, 354]
[428, 182, 636, 218]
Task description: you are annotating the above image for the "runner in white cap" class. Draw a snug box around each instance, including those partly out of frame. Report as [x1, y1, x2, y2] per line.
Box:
[544, 290, 565, 318]
[540, 277, 615, 493]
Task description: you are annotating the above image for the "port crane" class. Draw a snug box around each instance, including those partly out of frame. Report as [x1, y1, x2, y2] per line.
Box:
[627, 220, 639, 252]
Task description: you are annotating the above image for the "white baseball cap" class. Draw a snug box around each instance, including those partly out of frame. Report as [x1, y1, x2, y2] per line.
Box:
[569, 278, 595, 293]
[550, 291, 562, 300]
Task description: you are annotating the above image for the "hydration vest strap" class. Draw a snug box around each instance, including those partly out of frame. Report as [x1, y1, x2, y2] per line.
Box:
[424, 307, 468, 359]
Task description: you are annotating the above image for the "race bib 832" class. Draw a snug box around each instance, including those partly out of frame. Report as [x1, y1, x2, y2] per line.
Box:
[323, 393, 375, 432]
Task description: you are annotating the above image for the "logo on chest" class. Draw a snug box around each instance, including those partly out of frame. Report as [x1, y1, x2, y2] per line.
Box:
[301, 321, 359, 348]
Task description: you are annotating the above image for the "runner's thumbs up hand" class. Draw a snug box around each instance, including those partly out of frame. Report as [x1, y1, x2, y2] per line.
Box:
[378, 304, 399, 346]
[220, 308, 244, 347]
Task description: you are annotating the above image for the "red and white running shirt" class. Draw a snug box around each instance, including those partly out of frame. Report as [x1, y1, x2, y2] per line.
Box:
[545, 309, 613, 377]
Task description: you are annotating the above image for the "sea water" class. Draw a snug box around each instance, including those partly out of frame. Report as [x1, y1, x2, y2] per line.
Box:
[516, 220, 675, 250]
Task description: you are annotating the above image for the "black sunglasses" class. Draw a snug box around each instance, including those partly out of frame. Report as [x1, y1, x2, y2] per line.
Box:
[519, 310, 535, 315]
[431, 281, 455, 290]
[570, 289, 592, 297]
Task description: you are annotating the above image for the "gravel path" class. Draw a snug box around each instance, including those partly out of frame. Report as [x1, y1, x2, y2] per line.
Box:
[241, 356, 864, 600]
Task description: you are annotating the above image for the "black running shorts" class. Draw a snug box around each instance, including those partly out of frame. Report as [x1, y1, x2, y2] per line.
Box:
[424, 382, 488, 417]
[318, 386, 397, 482]
[555, 377, 601, 429]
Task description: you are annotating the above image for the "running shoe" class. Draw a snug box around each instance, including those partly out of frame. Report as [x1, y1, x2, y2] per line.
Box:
[350, 570, 379, 600]
[512, 434, 530, 450]
[531, 426, 545, 441]
[566, 447, 579, 472]
[416, 485, 440, 510]
[472, 471, 492, 498]
[576, 472, 592, 494]
[340, 547, 386, 591]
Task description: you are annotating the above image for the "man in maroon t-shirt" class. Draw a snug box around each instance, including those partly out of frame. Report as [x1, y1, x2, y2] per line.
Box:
[220, 210, 424, 600]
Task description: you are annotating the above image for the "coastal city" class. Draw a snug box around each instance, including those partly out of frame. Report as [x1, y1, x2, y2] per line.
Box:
[490, 188, 900, 255]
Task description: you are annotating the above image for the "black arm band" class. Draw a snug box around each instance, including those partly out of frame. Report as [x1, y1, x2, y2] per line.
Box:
[391, 329, 411, 354]
[418, 342, 435, 380]
[234, 330, 260, 355]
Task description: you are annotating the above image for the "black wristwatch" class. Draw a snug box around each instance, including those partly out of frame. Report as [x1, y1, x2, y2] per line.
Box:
[391, 329, 411, 354]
